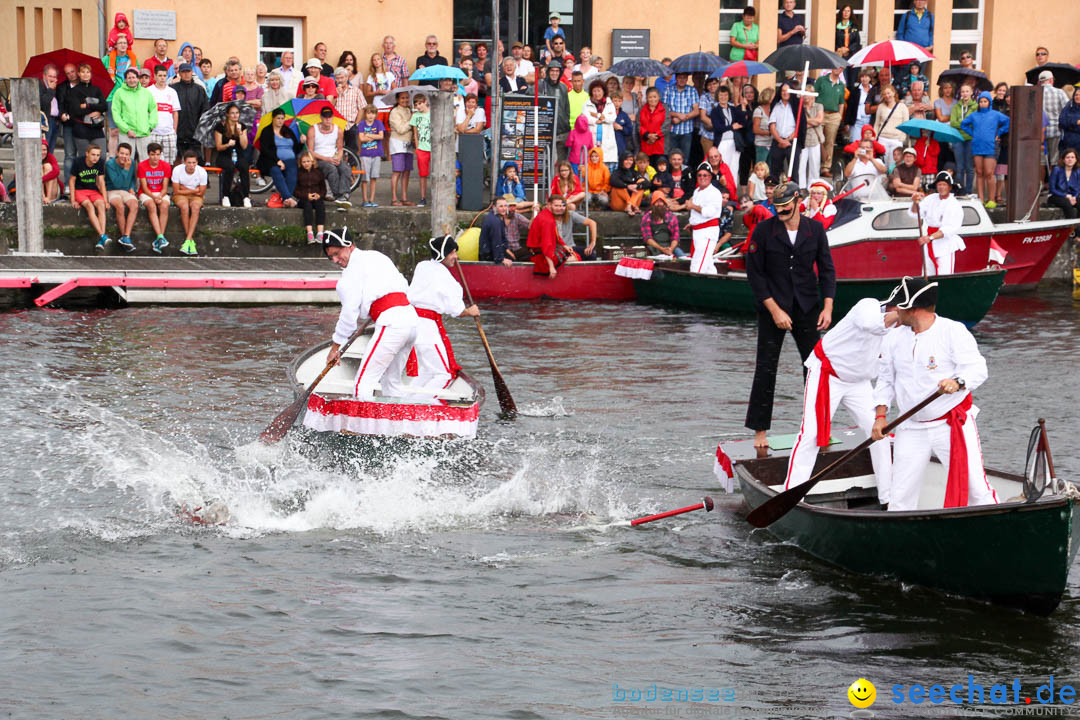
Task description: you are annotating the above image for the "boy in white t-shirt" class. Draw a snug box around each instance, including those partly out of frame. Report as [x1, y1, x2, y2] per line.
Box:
[170, 150, 208, 255]
[148, 65, 181, 164]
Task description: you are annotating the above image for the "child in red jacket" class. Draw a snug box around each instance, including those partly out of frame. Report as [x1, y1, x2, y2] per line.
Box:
[914, 131, 940, 176]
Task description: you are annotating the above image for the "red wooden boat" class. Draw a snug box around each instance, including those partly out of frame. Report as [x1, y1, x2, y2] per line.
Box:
[455, 260, 636, 301]
[824, 177, 1080, 289]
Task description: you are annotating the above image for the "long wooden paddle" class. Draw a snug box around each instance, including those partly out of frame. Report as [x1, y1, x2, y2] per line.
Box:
[455, 264, 517, 418]
[258, 321, 371, 444]
[746, 383, 954, 528]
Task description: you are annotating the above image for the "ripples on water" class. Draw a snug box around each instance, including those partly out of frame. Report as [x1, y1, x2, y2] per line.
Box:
[1, 297, 1079, 719]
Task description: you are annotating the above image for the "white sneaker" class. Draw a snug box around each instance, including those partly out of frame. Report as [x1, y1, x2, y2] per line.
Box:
[242, 197, 252, 208]
[221, 197, 231, 207]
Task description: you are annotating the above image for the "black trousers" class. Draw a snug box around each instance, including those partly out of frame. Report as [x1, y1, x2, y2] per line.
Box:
[218, 150, 249, 202]
[768, 141, 801, 185]
[745, 305, 821, 432]
[1047, 194, 1079, 220]
[300, 197, 326, 227]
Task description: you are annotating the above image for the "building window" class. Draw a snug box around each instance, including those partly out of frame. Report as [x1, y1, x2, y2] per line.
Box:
[718, 0, 752, 60]
[257, 17, 302, 71]
[948, 0, 984, 68]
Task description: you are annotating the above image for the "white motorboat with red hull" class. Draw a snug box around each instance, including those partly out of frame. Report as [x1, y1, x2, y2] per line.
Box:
[824, 176, 1079, 289]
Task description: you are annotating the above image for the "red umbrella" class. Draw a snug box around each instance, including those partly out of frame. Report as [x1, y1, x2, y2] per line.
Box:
[22, 49, 113, 97]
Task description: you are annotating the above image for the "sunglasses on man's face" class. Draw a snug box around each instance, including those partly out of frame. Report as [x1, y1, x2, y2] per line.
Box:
[1037, 52, 1048, 56]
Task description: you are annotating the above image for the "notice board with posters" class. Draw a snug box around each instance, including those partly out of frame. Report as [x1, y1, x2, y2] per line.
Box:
[498, 94, 557, 185]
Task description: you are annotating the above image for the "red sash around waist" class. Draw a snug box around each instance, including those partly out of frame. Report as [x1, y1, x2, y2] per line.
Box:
[925, 393, 974, 508]
[414, 307, 460, 374]
[813, 341, 838, 448]
[925, 225, 940, 272]
[369, 292, 410, 323]
[691, 218, 720, 231]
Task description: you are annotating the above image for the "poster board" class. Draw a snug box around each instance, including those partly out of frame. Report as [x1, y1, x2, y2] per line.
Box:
[498, 94, 557, 187]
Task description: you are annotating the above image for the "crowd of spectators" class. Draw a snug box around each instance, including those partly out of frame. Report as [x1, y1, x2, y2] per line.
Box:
[4, 3, 1080, 255]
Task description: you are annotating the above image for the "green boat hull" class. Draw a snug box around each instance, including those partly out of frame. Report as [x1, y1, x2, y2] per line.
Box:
[633, 266, 1006, 326]
[734, 451, 1080, 615]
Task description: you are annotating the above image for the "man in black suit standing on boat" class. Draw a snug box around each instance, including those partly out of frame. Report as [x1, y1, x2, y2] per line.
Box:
[745, 181, 836, 448]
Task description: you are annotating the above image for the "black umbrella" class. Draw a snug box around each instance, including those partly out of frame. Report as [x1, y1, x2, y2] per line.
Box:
[1025, 63, 1080, 88]
[669, 52, 726, 75]
[195, 101, 257, 146]
[937, 68, 993, 93]
[607, 58, 673, 78]
[762, 44, 847, 72]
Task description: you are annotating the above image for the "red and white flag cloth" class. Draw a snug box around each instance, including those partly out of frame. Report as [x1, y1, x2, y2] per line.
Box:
[988, 239, 1008, 266]
[615, 257, 655, 280]
[713, 442, 734, 493]
[848, 40, 933, 67]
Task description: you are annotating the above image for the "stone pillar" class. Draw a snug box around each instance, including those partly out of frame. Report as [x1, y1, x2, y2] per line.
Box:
[810, 0, 838, 54]
[11, 78, 44, 254]
[865, 0, 897, 46]
[429, 89, 457, 240]
[928, 0, 953, 87]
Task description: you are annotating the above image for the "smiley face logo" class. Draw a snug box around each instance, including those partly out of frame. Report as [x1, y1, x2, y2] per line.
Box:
[848, 678, 876, 708]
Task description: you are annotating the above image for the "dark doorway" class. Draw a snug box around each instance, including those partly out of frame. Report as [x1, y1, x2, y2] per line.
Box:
[453, 0, 591, 60]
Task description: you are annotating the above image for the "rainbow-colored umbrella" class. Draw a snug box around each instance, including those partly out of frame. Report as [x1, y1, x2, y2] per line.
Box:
[255, 98, 345, 148]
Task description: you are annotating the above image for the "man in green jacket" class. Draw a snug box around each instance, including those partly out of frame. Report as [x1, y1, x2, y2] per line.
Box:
[111, 67, 157, 160]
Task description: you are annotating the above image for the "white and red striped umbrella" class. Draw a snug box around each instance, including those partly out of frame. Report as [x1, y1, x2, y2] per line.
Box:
[848, 40, 933, 67]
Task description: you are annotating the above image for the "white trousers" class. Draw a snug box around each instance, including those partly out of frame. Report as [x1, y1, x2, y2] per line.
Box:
[413, 322, 455, 392]
[690, 226, 719, 274]
[798, 144, 821, 188]
[783, 359, 893, 503]
[879, 136, 905, 162]
[718, 138, 740, 183]
[352, 320, 418, 399]
[923, 246, 955, 276]
[889, 413, 999, 511]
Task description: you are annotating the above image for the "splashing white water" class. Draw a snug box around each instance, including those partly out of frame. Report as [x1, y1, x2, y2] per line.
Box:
[517, 396, 573, 418]
[0, 381, 631, 553]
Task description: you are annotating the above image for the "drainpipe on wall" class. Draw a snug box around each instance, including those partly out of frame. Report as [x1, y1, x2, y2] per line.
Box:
[97, 0, 107, 56]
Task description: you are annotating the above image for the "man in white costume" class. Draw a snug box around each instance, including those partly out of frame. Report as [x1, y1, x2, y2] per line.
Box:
[324, 228, 419, 399]
[407, 234, 479, 391]
[683, 162, 725, 274]
[871, 276, 998, 512]
[910, 171, 966, 276]
[783, 297, 897, 506]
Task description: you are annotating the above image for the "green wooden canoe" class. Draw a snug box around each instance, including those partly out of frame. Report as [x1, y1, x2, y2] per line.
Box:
[632, 264, 1006, 326]
[719, 430, 1080, 615]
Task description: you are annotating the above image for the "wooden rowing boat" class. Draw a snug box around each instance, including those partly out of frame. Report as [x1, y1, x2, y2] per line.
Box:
[455, 260, 636, 301]
[288, 334, 484, 440]
[716, 430, 1080, 615]
[631, 261, 1005, 327]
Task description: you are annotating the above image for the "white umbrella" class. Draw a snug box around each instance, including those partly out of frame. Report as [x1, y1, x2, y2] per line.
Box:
[848, 40, 933, 68]
[379, 84, 431, 107]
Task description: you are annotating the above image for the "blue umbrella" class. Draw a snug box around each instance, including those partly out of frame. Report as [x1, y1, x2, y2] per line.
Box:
[669, 52, 726, 75]
[607, 58, 672, 78]
[408, 65, 467, 83]
[897, 118, 965, 143]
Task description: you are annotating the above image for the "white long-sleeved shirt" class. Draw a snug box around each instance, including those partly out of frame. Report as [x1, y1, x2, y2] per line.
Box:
[814, 297, 891, 383]
[689, 184, 724, 227]
[407, 259, 467, 344]
[908, 192, 966, 258]
[332, 249, 413, 345]
[873, 315, 988, 428]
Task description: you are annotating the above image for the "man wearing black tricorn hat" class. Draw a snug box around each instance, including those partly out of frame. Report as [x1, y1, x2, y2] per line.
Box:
[323, 228, 419, 400]
[744, 180, 836, 448]
[872, 276, 997, 511]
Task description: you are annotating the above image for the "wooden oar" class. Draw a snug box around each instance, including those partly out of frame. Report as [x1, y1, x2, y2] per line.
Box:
[455, 264, 517, 418]
[258, 321, 371, 445]
[746, 383, 953, 528]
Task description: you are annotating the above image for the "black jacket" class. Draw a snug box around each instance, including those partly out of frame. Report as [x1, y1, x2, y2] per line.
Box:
[65, 81, 106, 140]
[709, 103, 749, 151]
[256, 124, 302, 176]
[478, 208, 509, 262]
[415, 53, 448, 87]
[174, 78, 208, 143]
[39, 79, 57, 119]
[745, 214, 836, 314]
